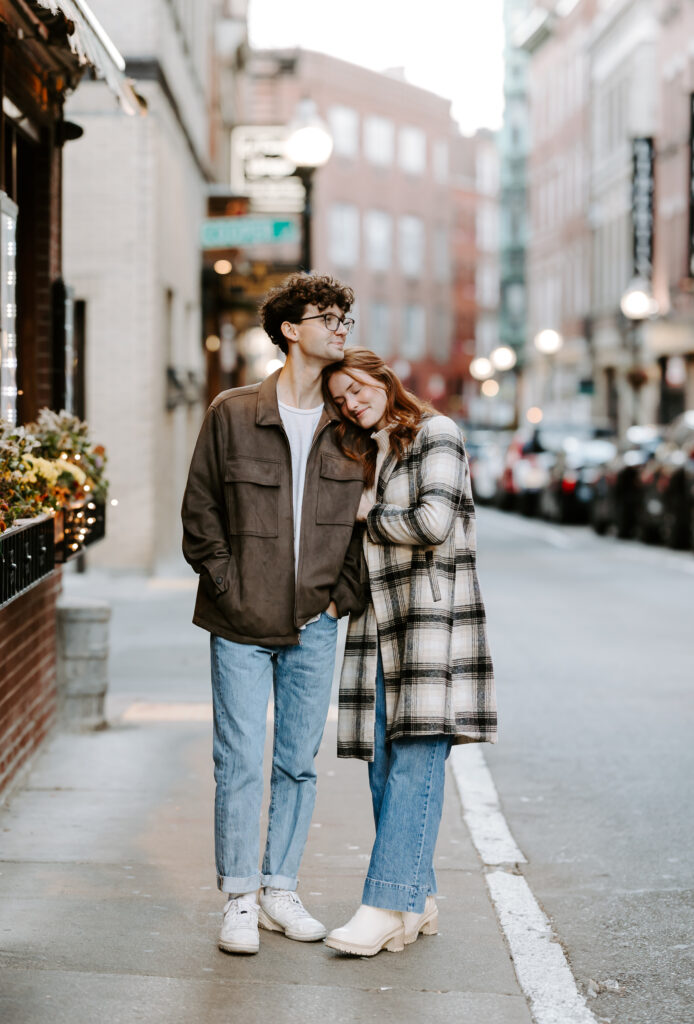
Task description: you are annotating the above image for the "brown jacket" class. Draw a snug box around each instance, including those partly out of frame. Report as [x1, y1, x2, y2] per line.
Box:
[181, 369, 366, 646]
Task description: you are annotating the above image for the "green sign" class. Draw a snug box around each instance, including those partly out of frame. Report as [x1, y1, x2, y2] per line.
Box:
[201, 216, 299, 249]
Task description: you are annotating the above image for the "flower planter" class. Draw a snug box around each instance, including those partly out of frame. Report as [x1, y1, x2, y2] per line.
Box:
[0, 513, 55, 609]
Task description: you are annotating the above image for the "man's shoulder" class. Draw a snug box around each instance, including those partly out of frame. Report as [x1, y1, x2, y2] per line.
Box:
[210, 382, 262, 413]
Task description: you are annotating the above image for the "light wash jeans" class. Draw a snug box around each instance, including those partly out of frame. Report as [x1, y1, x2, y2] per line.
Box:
[210, 612, 338, 894]
[363, 651, 452, 914]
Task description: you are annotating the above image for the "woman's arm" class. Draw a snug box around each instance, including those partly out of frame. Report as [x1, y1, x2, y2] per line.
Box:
[365, 417, 466, 547]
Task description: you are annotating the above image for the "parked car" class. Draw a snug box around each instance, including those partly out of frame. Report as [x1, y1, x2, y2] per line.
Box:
[465, 431, 507, 505]
[496, 424, 612, 516]
[590, 426, 664, 538]
[540, 437, 617, 524]
[635, 411, 694, 548]
[495, 428, 557, 515]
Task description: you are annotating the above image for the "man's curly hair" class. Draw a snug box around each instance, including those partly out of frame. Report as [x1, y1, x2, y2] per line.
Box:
[258, 272, 355, 355]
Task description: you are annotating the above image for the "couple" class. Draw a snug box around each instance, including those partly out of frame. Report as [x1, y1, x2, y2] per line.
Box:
[181, 272, 496, 958]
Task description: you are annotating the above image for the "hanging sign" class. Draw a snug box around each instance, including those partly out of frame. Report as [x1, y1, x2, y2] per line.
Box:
[632, 137, 654, 280]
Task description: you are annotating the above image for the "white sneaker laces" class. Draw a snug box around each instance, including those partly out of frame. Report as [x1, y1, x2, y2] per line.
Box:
[224, 896, 258, 921]
[266, 889, 311, 918]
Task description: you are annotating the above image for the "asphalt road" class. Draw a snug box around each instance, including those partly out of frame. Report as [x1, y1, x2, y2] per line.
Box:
[475, 507, 694, 1024]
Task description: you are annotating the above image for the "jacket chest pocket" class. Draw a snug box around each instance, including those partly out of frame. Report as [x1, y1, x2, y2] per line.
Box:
[316, 452, 363, 525]
[225, 457, 280, 537]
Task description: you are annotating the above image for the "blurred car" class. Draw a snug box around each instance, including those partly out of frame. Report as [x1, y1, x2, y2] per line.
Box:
[635, 410, 694, 548]
[540, 437, 617, 524]
[590, 425, 664, 538]
[495, 428, 556, 515]
[465, 431, 507, 505]
[496, 424, 611, 516]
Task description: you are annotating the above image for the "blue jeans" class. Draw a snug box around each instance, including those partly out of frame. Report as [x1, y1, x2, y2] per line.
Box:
[363, 652, 452, 914]
[210, 612, 338, 894]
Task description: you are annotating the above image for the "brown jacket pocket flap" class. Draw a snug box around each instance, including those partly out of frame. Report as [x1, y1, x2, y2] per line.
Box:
[225, 458, 280, 486]
[319, 452, 364, 482]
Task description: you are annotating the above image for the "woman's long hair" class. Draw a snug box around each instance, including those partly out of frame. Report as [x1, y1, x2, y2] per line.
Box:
[322, 348, 436, 488]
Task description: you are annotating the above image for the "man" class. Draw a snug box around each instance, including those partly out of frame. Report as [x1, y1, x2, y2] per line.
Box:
[181, 273, 365, 955]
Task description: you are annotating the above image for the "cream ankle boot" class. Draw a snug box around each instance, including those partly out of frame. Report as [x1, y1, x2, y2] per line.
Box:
[325, 904, 405, 956]
[402, 895, 439, 944]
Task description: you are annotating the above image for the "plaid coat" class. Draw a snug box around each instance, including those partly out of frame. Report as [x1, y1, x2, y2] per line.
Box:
[338, 415, 497, 760]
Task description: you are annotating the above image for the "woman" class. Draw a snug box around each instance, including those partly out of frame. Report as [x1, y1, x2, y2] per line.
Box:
[321, 348, 497, 957]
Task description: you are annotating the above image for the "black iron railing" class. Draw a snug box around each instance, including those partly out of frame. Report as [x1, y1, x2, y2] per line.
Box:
[0, 514, 56, 609]
[54, 500, 107, 563]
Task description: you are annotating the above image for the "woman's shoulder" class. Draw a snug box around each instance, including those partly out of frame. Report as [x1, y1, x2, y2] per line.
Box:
[416, 414, 465, 445]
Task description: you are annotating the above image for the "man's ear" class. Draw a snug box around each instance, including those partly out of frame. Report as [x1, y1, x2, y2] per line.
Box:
[280, 320, 298, 343]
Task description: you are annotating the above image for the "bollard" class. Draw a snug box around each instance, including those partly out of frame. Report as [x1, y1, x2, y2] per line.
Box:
[56, 598, 111, 730]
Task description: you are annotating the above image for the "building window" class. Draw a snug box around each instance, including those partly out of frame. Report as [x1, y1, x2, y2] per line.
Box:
[398, 126, 426, 175]
[402, 304, 426, 358]
[476, 264, 499, 308]
[364, 210, 392, 271]
[433, 140, 448, 184]
[369, 301, 390, 355]
[364, 116, 394, 166]
[328, 203, 359, 267]
[328, 105, 359, 159]
[433, 226, 450, 282]
[0, 192, 18, 426]
[433, 308, 452, 361]
[398, 215, 424, 277]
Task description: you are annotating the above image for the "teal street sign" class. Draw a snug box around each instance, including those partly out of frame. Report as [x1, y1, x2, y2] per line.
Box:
[201, 216, 299, 249]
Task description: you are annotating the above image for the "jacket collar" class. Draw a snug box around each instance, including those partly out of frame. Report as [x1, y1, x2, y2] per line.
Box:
[256, 367, 340, 428]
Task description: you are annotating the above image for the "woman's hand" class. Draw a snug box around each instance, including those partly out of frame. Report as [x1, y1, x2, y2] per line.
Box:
[356, 493, 375, 522]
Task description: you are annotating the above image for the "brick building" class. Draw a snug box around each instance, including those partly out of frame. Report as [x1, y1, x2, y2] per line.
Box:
[0, 0, 139, 797]
[238, 48, 459, 409]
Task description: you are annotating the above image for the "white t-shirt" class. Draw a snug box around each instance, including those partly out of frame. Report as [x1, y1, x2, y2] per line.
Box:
[278, 399, 324, 578]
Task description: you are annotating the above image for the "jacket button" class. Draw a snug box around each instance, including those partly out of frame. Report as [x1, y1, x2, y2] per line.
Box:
[215, 576, 223, 584]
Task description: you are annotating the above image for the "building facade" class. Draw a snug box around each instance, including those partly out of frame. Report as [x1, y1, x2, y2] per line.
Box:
[62, 0, 247, 572]
[650, 0, 694, 419]
[589, 0, 660, 433]
[238, 48, 459, 409]
[518, 0, 595, 426]
[0, 0, 136, 796]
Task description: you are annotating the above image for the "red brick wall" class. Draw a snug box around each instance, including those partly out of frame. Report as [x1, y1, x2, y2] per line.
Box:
[0, 570, 63, 798]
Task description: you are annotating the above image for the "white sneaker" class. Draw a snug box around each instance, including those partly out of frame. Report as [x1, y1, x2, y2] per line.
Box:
[402, 895, 439, 945]
[218, 894, 260, 954]
[324, 904, 405, 956]
[258, 888, 327, 941]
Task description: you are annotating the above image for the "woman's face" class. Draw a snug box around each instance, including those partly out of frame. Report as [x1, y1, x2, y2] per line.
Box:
[328, 368, 389, 431]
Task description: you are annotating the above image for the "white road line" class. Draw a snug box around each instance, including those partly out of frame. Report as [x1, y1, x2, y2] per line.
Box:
[487, 871, 598, 1024]
[450, 745, 597, 1024]
[449, 745, 526, 864]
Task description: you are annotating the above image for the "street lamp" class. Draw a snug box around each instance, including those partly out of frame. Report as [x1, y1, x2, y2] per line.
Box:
[620, 277, 658, 426]
[490, 345, 517, 371]
[469, 356, 494, 380]
[533, 329, 563, 421]
[285, 99, 333, 272]
[533, 329, 563, 355]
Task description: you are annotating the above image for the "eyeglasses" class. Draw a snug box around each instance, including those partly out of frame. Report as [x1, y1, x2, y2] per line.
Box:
[298, 312, 355, 335]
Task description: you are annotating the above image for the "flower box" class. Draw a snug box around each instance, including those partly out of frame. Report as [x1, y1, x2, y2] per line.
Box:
[0, 513, 55, 609]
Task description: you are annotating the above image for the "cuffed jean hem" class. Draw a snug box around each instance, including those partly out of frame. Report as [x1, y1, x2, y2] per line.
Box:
[362, 877, 431, 914]
[217, 872, 260, 894]
[260, 872, 298, 891]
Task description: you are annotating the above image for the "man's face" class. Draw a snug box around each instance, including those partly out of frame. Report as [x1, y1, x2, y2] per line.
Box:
[283, 304, 351, 364]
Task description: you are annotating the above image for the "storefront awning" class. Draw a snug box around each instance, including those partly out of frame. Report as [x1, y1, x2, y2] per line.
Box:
[32, 0, 145, 116]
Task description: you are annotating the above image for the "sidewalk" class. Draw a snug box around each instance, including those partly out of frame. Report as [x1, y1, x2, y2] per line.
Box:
[0, 570, 531, 1024]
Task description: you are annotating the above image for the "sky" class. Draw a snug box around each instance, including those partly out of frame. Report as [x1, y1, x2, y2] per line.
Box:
[247, 0, 505, 135]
